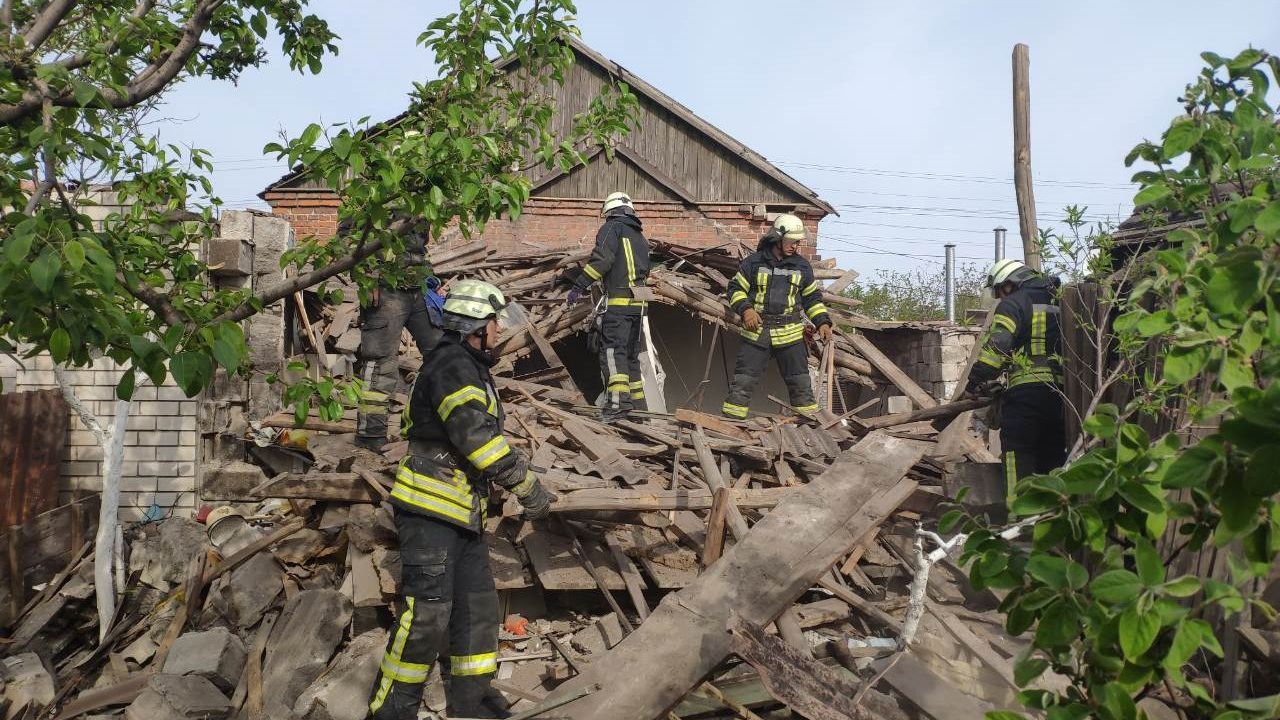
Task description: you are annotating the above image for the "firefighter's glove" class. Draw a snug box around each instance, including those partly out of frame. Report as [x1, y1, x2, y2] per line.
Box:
[742, 307, 763, 332]
[566, 288, 583, 306]
[965, 379, 1004, 399]
[818, 323, 833, 342]
[518, 481, 556, 520]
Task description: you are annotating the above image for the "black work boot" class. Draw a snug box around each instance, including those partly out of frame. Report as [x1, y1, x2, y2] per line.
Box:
[446, 674, 510, 718]
[355, 434, 387, 452]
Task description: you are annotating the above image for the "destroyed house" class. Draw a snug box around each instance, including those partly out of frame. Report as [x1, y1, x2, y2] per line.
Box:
[259, 36, 836, 257]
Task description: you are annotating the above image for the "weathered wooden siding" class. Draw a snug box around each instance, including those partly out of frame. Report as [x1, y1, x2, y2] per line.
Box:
[540, 151, 683, 201]
[0, 389, 69, 526]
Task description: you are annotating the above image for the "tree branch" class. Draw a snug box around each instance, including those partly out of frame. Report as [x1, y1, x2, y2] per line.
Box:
[21, 0, 79, 52]
[52, 364, 108, 445]
[0, 0, 224, 125]
[59, 0, 156, 71]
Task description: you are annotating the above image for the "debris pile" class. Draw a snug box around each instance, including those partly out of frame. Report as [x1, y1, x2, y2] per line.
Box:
[2, 242, 1037, 720]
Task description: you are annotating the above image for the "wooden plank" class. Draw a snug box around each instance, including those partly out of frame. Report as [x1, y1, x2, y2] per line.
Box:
[248, 472, 376, 502]
[729, 614, 870, 720]
[702, 487, 730, 569]
[674, 408, 753, 443]
[878, 652, 993, 720]
[620, 525, 699, 590]
[825, 269, 860, 296]
[547, 486, 790, 513]
[526, 321, 585, 402]
[547, 433, 928, 719]
[558, 519, 634, 633]
[604, 533, 650, 622]
[519, 524, 625, 591]
[845, 333, 937, 409]
[792, 598, 851, 629]
[858, 397, 990, 431]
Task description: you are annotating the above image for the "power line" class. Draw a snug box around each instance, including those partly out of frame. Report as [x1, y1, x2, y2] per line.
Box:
[778, 160, 1133, 190]
[809, 185, 1132, 207]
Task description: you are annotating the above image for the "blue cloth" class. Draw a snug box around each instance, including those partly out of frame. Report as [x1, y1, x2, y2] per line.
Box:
[424, 278, 446, 327]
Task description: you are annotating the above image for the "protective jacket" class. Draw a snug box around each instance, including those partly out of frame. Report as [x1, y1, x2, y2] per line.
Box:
[968, 276, 1062, 391]
[572, 210, 651, 315]
[727, 250, 831, 347]
[394, 334, 535, 532]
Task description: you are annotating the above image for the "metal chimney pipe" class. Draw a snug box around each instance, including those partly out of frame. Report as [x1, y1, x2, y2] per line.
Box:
[993, 226, 1007, 262]
[944, 243, 956, 323]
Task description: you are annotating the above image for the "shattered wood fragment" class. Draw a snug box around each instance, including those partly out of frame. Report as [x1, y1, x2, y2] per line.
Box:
[728, 613, 870, 720]
[546, 486, 790, 513]
[248, 471, 377, 502]
[547, 433, 927, 719]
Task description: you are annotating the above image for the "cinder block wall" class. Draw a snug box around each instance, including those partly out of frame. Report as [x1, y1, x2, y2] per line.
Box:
[0, 354, 199, 521]
[0, 210, 290, 522]
[867, 325, 981, 402]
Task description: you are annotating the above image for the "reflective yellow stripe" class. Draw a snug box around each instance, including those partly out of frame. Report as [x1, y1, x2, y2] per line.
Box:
[722, 402, 748, 419]
[370, 598, 423, 713]
[978, 348, 1004, 368]
[1008, 368, 1062, 388]
[583, 264, 602, 281]
[730, 291, 748, 305]
[993, 314, 1017, 334]
[755, 269, 768, 307]
[509, 470, 536, 498]
[1031, 309, 1046, 355]
[1005, 451, 1017, 505]
[784, 272, 799, 315]
[623, 237, 636, 285]
[631, 391, 645, 399]
[732, 272, 748, 290]
[629, 380, 644, 388]
[396, 465, 474, 507]
[360, 390, 388, 401]
[390, 485, 473, 524]
[607, 297, 647, 307]
[803, 281, 820, 295]
[794, 404, 819, 414]
[467, 435, 510, 470]
[450, 652, 497, 676]
[380, 656, 431, 683]
[805, 303, 828, 320]
[437, 386, 487, 421]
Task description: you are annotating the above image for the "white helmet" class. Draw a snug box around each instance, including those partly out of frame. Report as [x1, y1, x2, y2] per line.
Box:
[985, 258, 1034, 296]
[772, 213, 806, 242]
[601, 191, 633, 216]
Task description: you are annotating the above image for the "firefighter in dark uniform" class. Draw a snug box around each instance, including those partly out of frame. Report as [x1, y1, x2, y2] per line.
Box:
[367, 279, 553, 720]
[722, 214, 832, 419]
[567, 191, 651, 423]
[355, 223, 442, 450]
[965, 258, 1067, 501]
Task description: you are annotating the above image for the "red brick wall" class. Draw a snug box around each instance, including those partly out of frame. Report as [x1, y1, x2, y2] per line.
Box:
[262, 192, 822, 259]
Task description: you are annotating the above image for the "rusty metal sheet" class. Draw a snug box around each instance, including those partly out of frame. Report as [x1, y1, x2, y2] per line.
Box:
[0, 389, 70, 526]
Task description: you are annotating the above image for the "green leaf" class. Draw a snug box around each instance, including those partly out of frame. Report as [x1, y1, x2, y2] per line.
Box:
[1099, 682, 1137, 720]
[1135, 310, 1175, 337]
[1244, 445, 1280, 496]
[5, 224, 33, 264]
[63, 239, 85, 270]
[1163, 619, 1201, 670]
[1135, 539, 1164, 586]
[1027, 555, 1069, 590]
[250, 11, 268, 38]
[1163, 443, 1222, 488]
[1034, 599, 1078, 647]
[1226, 694, 1280, 716]
[1163, 576, 1201, 598]
[169, 351, 212, 398]
[985, 713, 1027, 720]
[1163, 344, 1211, 387]
[1092, 569, 1142, 604]
[30, 249, 61, 293]
[1218, 471, 1262, 542]
[72, 81, 98, 107]
[430, 185, 444, 207]
[1119, 605, 1160, 661]
[1206, 247, 1263, 317]
[1134, 183, 1171, 207]
[1162, 120, 1202, 157]
[331, 134, 353, 159]
[116, 368, 136, 401]
[49, 328, 70, 362]
[1013, 655, 1049, 686]
[1250, 201, 1280, 236]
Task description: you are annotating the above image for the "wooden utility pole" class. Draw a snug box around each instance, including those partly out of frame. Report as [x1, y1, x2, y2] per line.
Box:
[1012, 43, 1041, 270]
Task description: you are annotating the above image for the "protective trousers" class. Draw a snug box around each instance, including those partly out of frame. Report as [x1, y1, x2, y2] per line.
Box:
[367, 510, 506, 719]
[597, 311, 646, 422]
[722, 340, 816, 419]
[998, 383, 1067, 503]
[356, 288, 440, 444]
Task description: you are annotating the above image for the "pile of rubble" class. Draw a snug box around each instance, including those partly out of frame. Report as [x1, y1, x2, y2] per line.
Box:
[2, 242, 1036, 720]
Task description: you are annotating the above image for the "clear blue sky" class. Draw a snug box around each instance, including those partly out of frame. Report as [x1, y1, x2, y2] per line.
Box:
[157, 0, 1280, 277]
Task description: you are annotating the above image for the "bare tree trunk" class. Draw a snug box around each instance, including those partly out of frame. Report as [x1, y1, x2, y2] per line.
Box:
[53, 366, 130, 641]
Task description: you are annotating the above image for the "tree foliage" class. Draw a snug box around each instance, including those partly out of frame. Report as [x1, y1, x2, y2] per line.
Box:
[0, 0, 636, 402]
[843, 263, 986, 322]
[940, 48, 1280, 720]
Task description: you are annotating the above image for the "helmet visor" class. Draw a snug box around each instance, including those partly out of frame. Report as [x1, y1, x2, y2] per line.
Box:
[496, 300, 528, 333]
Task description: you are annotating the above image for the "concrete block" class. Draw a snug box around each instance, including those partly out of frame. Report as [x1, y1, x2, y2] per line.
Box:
[201, 460, 267, 501]
[62, 460, 99, 476]
[293, 629, 387, 720]
[125, 674, 230, 720]
[70, 445, 105, 462]
[129, 414, 158, 429]
[156, 415, 198, 431]
[156, 476, 196, 493]
[939, 343, 973, 365]
[261, 589, 354, 718]
[132, 517, 209, 591]
[158, 445, 196, 462]
[210, 552, 282, 628]
[885, 396, 912, 414]
[219, 210, 255, 241]
[162, 628, 247, 693]
[123, 446, 156, 461]
[206, 237, 254, 277]
[68, 430, 99, 446]
[158, 384, 192, 402]
[121, 476, 157, 493]
[1, 652, 56, 716]
[138, 461, 179, 477]
[139, 431, 180, 447]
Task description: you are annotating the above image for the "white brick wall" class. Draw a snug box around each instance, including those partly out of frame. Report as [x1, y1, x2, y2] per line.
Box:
[0, 352, 200, 522]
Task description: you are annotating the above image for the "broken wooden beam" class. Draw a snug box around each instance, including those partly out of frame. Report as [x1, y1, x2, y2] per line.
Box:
[729, 613, 870, 720]
[546, 433, 928, 719]
[545, 486, 790, 513]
